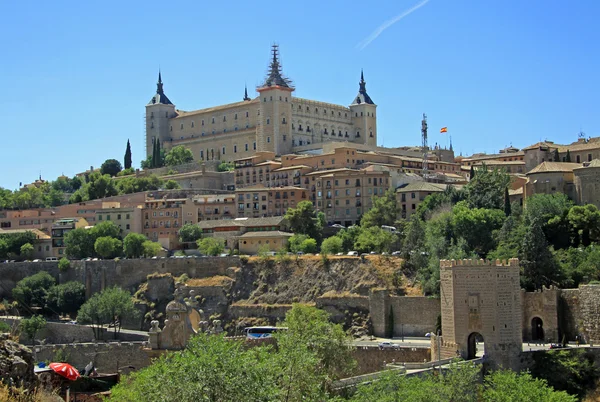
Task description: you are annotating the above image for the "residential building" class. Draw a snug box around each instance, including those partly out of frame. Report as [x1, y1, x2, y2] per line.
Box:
[197, 216, 290, 253]
[574, 160, 600, 208]
[146, 45, 378, 163]
[396, 182, 449, 219]
[523, 137, 600, 172]
[524, 162, 580, 201]
[143, 198, 197, 249]
[51, 218, 89, 258]
[0, 228, 53, 260]
[194, 194, 236, 221]
[95, 203, 143, 237]
[235, 186, 308, 218]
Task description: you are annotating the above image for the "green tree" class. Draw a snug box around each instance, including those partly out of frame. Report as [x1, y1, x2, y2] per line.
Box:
[142, 241, 162, 257]
[64, 228, 94, 259]
[124, 139, 132, 170]
[178, 223, 203, 243]
[321, 236, 343, 255]
[70, 172, 118, 202]
[19, 243, 34, 260]
[19, 315, 46, 345]
[58, 257, 70, 272]
[94, 236, 122, 259]
[553, 148, 560, 162]
[165, 145, 194, 166]
[488, 215, 527, 261]
[0, 238, 8, 259]
[0, 231, 36, 258]
[217, 161, 234, 172]
[90, 220, 121, 239]
[77, 286, 137, 339]
[504, 187, 511, 216]
[464, 165, 511, 210]
[123, 233, 147, 258]
[45, 281, 86, 318]
[109, 334, 280, 401]
[337, 225, 363, 252]
[567, 204, 600, 247]
[360, 189, 398, 228]
[520, 218, 562, 290]
[196, 237, 225, 256]
[300, 238, 318, 254]
[164, 179, 180, 189]
[483, 370, 576, 402]
[565, 149, 571, 162]
[12, 271, 56, 311]
[100, 159, 123, 177]
[452, 202, 505, 257]
[284, 201, 323, 240]
[354, 226, 398, 253]
[288, 234, 308, 253]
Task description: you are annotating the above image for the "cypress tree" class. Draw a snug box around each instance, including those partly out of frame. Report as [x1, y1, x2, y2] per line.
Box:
[124, 139, 132, 169]
[566, 149, 572, 162]
[151, 138, 156, 168]
[504, 187, 511, 216]
[156, 138, 161, 167]
[553, 149, 560, 162]
[520, 218, 559, 291]
[387, 305, 395, 338]
[469, 165, 475, 180]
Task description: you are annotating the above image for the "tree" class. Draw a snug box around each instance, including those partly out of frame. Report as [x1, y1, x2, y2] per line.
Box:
[164, 179, 180, 189]
[567, 204, 600, 247]
[565, 149, 572, 162]
[12, 271, 56, 311]
[142, 241, 162, 257]
[19, 315, 46, 345]
[0, 239, 8, 259]
[217, 161, 234, 172]
[19, 243, 34, 260]
[504, 187, 511, 216]
[77, 286, 137, 339]
[354, 226, 398, 254]
[165, 145, 194, 166]
[520, 218, 562, 290]
[360, 189, 398, 228]
[464, 165, 511, 210]
[45, 281, 86, 318]
[58, 257, 70, 272]
[321, 236, 343, 255]
[469, 165, 475, 180]
[94, 236, 122, 259]
[64, 228, 95, 259]
[452, 202, 505, 257]
[483, 369, 576, 402]
[553, 149, 560, 162]
[124, 139, 132, 170]
[284, 201, 323, 240]
[178, 223, 203, 243]
[197, 237, 225, 256]
[300, 238, 318, 254]
[123, 233, 147, 258]
[101, 159, 123, 177]
[288, 234, 308, 253]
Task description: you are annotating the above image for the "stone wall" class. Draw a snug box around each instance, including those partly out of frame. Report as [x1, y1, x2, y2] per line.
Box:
[34, 342, 152, 373]
[0, 257, 241, 299]
[576, 285, 600, 343]
[227, 304, 293, 324]
[558, 288, 583, 341]
[521, 286, 559, 342]
[352, 347, 430, 375]
[390, 296, 440, 337]
[316, 294, 370, 323]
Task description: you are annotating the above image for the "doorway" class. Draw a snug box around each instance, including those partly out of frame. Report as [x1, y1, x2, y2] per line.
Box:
[467, 332, 484, 360]
[531, 317, 544, 341]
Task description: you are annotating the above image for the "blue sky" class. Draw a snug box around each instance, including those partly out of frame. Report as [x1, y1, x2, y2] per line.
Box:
[1, 0, 598, 189]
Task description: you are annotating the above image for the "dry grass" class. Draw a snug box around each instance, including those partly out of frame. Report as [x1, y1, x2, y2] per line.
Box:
[319, 291, 366, 299]
[0, 385, 60, 402]
[186, 275, 233, 287]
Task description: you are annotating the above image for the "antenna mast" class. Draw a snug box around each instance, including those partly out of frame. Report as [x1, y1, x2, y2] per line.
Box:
[421, 113, 429, 176]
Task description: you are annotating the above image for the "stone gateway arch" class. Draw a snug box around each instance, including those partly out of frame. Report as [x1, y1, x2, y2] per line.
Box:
[433, 258, 523, 371]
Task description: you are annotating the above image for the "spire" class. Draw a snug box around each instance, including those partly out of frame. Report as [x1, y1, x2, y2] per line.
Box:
[352, 69, 374, 105]
[149, 69, 173, 105]
[260, 44, 293, 89]
[449, 135, 453, 151]
[243, 84, 251, 101]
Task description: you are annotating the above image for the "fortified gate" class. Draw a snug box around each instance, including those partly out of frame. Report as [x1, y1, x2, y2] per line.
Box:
[435, 258, 523, 371]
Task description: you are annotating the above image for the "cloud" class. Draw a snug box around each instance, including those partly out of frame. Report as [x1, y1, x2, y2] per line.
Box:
[357, 0, 431, 50]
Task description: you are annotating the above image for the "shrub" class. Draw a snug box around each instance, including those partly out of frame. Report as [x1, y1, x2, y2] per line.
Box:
[58, 257, 70, 272]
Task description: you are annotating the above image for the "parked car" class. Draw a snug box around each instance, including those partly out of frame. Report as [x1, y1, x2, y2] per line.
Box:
[335, 252, 344, 256]
[378, 341, 399, 350]
[347, 251, 359, 256]
[46, 257, 58, 262]
[32, 259, 42, 262]
[392, 251, 401, 256]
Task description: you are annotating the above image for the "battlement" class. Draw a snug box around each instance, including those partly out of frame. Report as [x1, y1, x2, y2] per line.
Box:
[440, 258, 519, 269]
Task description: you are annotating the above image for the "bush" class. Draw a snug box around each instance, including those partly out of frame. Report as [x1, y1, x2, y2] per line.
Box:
[12, 271, 56, 311]
[58, 257, 70, 272]
[20, 315, 46, 344]
[0, 321, 10, 333]
[45, 282, 86, 318]
[197, 237, 225, 256]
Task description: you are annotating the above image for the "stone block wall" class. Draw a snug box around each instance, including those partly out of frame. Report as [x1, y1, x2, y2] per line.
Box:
[521, 286, 559, 342]
[390, 296, 440, 337]
[316, 294, 370, 323]
[227, 304, 293, 324]
[558, 288, 583, 341]
[577, 285, 600, 343]
[352, 347, 430, 375]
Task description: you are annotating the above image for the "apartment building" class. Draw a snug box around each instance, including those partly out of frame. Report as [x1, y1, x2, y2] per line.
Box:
[143, 198, 197, 249]
[51, 218, 89, 257]
[95, 203, 143, 237]
[396, 182, 449, 219]
[235, 186, 308, 218]
[194, 194, 236, 221]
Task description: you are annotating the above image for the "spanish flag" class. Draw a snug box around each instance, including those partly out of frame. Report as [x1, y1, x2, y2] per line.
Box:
[440, 127, 448, 133]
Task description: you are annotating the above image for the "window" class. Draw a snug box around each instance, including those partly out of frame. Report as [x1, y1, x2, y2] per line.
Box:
[212, 117, 215, 124]
[98, 215, 102, 221]
[126, 224, 130, 230]
[117, 214, 121, 220]
[106, 215, 111, 220]
[253, 142, 256, 150]
[267, 137, 271, 143]
[202, 119, 204, 126]
[245, 144, 249, 151]
[411, 193, 416, 199]
[191, 121, 195, 128]
[126, 214, 130, 219]
[222, 146, 226, 155]
[267, 118, 270, 125]
[234, 145, 237, 153]
[246, 112, 249, 117]
[234, 113, 238, 120]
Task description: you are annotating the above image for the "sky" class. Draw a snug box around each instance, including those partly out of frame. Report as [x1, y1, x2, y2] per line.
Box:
[1, 0, 599, 189]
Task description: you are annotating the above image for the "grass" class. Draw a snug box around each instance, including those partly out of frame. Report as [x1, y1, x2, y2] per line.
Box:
[186, 276, 233, 287]
[319, 291, 366, 299]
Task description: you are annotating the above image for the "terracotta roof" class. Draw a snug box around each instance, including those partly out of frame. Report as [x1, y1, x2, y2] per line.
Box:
[523, 138, 600, 153]
[527, 162, 581, 174]
[396, 182, 447, 193]
[235, 185, 305, 192]
[574, 159, 600, 170]
[472, 160, 525, 166]
[509, 188, 524, 196]
[238, 231, 293, 238]
[197, 216, 286, 230]
[0, 228, 50, 239]
[522, 141, 557, 151]
[272, 165, 311, 172]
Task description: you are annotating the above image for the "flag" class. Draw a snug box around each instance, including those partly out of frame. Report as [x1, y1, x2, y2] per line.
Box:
[440, 127, 448, 133]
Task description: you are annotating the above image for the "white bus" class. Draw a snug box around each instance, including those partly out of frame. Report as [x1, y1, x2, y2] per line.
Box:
[381, 225, 397, 233]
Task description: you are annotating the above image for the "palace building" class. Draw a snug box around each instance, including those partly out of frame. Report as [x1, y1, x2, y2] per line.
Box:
[145, 45, 378, 162]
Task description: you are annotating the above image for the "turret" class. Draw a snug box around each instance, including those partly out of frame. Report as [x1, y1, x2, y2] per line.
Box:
[145, 71, 176, 158]
[256, 45, 294, 155]
[349, 70, 377, 147]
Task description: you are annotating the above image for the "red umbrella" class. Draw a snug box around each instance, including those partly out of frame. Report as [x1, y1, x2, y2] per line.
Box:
[49, 362, 80, 381]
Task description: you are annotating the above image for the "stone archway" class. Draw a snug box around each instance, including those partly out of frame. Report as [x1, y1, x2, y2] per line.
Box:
[531, 317, 544, 341]
[467, 332, 484, 360]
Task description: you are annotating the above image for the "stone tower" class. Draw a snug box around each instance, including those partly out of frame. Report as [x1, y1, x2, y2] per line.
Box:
[145, 71, 176, 159]
[349, 70, 377, 147]
[437, 258, 522, 371]
[256, 45, 294, 156]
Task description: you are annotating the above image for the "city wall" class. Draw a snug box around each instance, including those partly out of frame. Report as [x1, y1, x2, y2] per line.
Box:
[227, 303, 294, 324]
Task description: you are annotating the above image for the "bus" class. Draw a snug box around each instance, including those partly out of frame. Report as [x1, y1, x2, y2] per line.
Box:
[381, 225, 397, 233]
[244, 326, 287, 340]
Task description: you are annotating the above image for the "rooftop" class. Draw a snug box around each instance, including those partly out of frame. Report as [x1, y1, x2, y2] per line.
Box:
[396, 182, 448, 193]
[238, 230, 293, 239]
[197, 216, 286, 230]
[527, 161, 581, 175]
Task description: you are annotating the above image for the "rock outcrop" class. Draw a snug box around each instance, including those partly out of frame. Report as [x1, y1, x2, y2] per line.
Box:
[0, 334, 36, 390]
